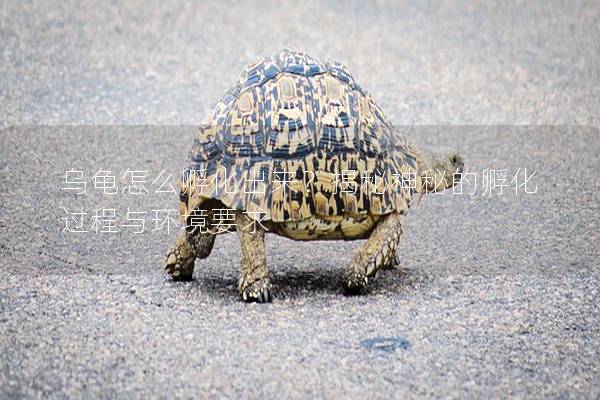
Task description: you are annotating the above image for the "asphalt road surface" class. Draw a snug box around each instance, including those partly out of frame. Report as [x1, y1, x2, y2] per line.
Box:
[1, 1, 599, 398]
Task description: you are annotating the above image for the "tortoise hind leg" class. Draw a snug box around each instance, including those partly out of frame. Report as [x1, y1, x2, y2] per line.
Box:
[165, 228, 216, 281]
[343, 212, 405, 294]
[235, 211, 271, 303]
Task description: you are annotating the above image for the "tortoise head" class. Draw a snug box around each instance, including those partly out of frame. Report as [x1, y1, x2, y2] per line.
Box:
[419, 151, 464, 193]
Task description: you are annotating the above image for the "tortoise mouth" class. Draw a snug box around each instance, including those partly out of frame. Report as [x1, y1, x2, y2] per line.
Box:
[454, 164, 464, 177]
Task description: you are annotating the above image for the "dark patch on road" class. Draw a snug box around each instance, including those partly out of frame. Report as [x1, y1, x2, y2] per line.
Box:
[360, 337, 411, 353]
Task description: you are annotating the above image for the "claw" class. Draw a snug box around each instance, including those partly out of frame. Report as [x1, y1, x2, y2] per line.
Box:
[342, 269, 369, 295]
[240, 278, 272, 303]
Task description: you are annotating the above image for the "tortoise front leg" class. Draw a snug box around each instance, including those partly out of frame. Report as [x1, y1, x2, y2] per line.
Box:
[381, 254, 399, 270]
[343, 212, 405, 294]
[164, 228, 216, 281]
[235, 211, 272, 303]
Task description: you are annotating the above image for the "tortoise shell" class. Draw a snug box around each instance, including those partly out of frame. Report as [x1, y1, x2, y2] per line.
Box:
[179, 49, 421, 224]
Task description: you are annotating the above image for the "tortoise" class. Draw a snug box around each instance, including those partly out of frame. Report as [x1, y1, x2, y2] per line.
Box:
[165, 48, 464, 302]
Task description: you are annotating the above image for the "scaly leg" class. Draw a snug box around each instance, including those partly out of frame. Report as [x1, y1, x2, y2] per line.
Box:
[235, 211, 271, 303]
[343, 212, 405, 294]
[381, 254, 399, 270]
[165, 227, 216, 281]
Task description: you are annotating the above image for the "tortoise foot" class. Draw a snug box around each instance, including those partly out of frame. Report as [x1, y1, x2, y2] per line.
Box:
[240, 278, 272, 303]
[164, 244, 195, 281]
[342, 269, 369, 295]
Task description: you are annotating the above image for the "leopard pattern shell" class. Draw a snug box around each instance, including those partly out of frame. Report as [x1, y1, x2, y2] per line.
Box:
[179, 48, 421, 223]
